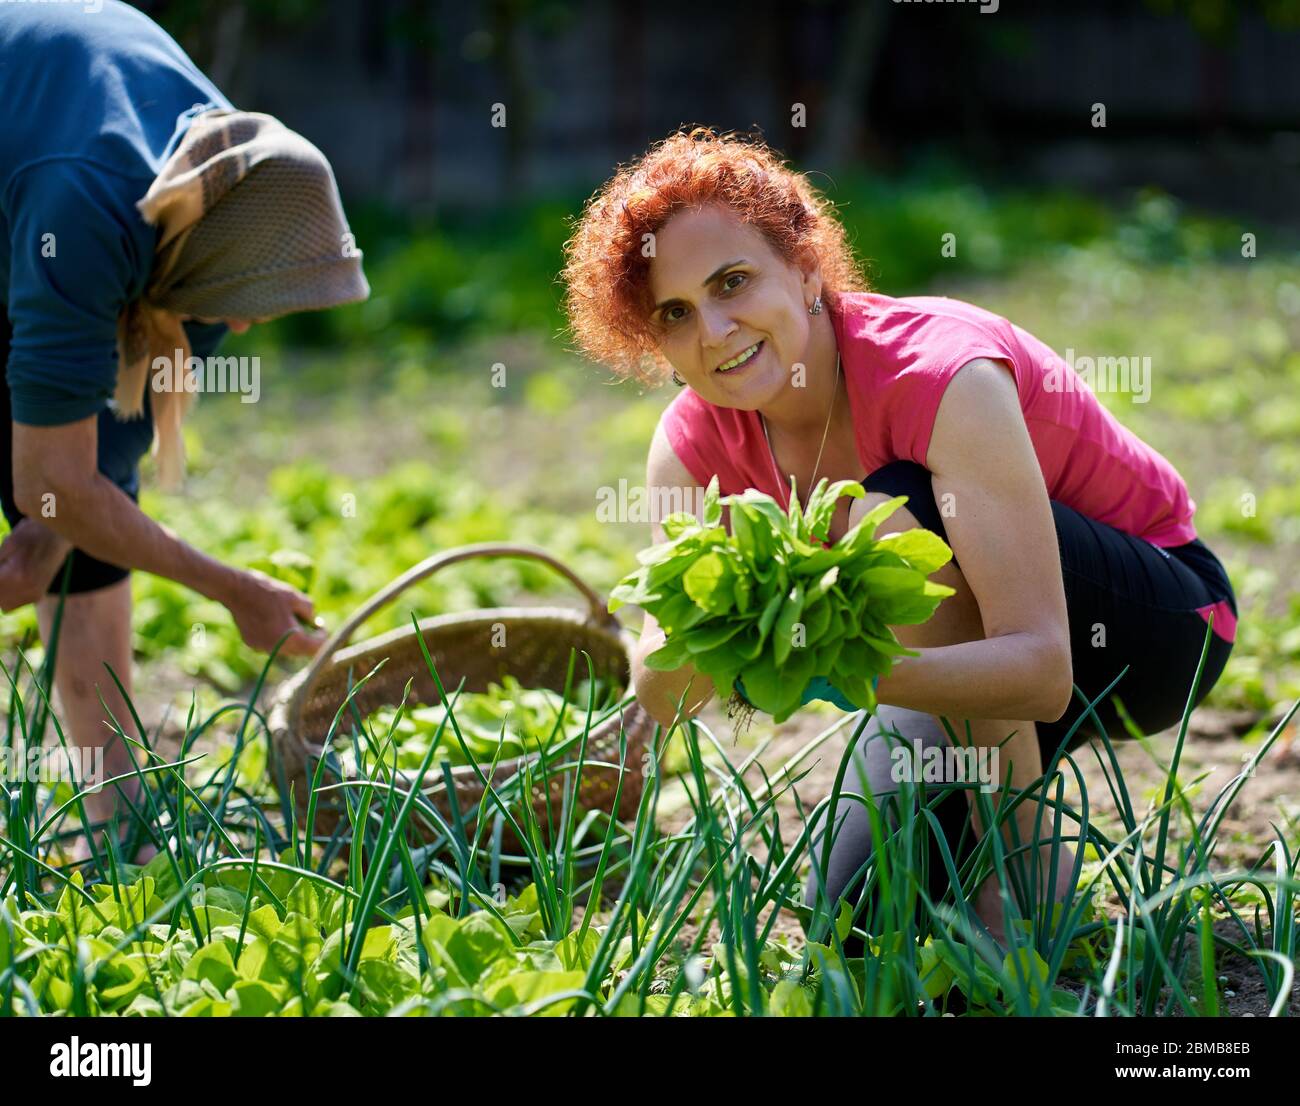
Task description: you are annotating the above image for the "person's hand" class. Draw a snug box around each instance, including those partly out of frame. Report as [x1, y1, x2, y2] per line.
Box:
[222, 566, 327, 658]
[733, 673, 878, 713]
[0, 518, 74, 611]
[800, 676, 862, 712]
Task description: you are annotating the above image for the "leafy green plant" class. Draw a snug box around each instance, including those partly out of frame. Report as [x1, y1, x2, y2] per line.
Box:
[608, 476, 955, 723]
[1, 605, 1296, 1017]
[337, 675, 622, 774]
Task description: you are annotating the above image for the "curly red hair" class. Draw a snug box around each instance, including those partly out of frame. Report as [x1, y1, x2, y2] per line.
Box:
[559, 126, 871, 386]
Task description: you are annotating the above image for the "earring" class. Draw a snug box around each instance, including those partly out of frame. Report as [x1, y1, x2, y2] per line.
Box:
[808, 295, 823, 316]
[671, 370, 686, 387]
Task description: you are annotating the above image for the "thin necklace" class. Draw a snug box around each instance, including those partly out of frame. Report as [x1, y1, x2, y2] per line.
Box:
[760, 350, 841, 510]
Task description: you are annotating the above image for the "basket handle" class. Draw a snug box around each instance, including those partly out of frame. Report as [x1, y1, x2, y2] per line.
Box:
[287, 542, 621, 732]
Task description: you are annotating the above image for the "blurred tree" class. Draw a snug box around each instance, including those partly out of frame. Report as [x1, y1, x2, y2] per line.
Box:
[1145, 0, 1300, 39]
[141, 0, 323, 105]
[391, 0, 439, 212]
[1143, 0, 1300, 133]
[808, 0, 891, 169]
[462, 0, 577, 202]
[609, 0, 645, 154]
[491, 0, 530, 199]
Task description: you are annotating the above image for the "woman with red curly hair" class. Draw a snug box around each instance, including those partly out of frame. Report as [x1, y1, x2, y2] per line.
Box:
[561, 127, 1237, 949]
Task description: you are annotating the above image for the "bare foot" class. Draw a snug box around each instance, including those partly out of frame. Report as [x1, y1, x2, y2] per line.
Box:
[971, 872, 1010, 947]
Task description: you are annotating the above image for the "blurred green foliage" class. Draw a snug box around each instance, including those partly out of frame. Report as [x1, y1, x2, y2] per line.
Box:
[231, 164, 1273, 362]
[2, 168, 1296, 732]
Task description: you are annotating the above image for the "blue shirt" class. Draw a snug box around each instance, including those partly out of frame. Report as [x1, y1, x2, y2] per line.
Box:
[0, 0, 232, 493]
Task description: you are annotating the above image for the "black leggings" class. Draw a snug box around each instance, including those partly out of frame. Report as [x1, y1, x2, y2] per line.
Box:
[805, 460, 1237, 934]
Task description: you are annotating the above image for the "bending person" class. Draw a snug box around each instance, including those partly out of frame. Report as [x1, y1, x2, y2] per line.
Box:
[0, 2, 369, 862]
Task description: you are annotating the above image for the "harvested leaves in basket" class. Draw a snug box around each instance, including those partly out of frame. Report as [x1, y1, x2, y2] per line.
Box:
[338, 674, 623, 774]
[608, 475, 956, 724]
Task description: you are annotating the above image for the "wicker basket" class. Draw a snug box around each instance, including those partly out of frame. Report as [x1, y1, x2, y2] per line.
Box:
[266, 543, 656, 852]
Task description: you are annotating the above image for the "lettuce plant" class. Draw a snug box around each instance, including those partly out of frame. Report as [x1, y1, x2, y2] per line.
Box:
[340, 676, 621, 773]
[609, 476, 956, 723]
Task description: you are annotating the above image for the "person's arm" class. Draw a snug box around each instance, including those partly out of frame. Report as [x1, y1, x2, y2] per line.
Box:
[14, 417, 233, 596]
[13, 416, 323, 655]
[4, 161, 321, 655]
[0, 518, 74, 612]
[867, 358, 1073, 722]
[629, 418, 722, 731]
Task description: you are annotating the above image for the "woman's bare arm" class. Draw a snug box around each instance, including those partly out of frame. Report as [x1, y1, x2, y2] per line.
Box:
[869, 359, 1073, 722]
[629, 418, 721, 731]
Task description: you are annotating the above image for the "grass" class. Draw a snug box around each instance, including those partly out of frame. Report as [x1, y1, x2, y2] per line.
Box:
[1, 583, 1296, 1016]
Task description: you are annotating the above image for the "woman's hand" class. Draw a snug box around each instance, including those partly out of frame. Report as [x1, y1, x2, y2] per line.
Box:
[633, 618, 717, 730]
[801, 675, 870, 711]
[734, 673, 876, 713]
[0, 518, 74, 611]
[221, 566, 327, 658]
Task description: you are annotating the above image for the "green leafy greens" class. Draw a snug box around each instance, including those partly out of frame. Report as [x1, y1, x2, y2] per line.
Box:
[339, 675, 621, 774]
[609, 475, 956, 723]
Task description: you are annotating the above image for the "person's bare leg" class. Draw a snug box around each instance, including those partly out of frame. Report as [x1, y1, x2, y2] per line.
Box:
[805, 702, 976, 917]
[35, 577, 157, 865]
[866, 497, 1078, 944]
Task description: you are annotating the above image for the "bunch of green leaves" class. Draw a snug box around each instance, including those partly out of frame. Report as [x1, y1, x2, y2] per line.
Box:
[338, 675, 621, 775]
[609, 476, 956, 723]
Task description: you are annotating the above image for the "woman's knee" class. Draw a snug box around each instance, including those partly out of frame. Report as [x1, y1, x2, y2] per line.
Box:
[860, 460, 953, 548]
[848, 489, 983, 647]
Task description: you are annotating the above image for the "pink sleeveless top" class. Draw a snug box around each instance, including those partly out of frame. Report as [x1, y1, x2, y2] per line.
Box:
[662, 292, 1197, 548]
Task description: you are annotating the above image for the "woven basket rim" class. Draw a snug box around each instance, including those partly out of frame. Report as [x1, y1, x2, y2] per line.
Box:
[263, 543, 654, 849]
[269, 604, 635, 711]
[266, 603, 643, 789]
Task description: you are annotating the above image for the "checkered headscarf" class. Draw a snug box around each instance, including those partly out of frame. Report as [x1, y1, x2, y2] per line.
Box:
[115, 110, 369, 490]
